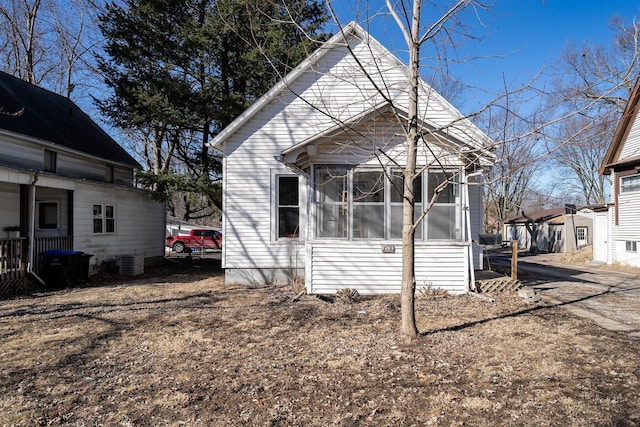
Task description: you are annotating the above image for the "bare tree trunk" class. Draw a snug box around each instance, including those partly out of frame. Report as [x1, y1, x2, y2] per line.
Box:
[25, 0, 42, 84]
[400, 0, 422, 339]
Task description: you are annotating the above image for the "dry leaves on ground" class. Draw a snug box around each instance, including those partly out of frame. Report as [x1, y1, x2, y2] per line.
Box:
[1, 259, 639, 426]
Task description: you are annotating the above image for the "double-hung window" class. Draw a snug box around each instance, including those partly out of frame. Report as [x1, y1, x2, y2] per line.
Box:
[621, 174, 640, 193]
[93, 204, 116, 234]
[277, 176, 300, 238]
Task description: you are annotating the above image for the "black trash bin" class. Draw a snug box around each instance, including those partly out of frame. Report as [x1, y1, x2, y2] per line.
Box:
[42, 250, 92, 287]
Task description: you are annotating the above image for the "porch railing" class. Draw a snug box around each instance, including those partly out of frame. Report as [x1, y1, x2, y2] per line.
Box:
[33, 236, 74, 275]
[0, 236, 74, 295]
[0, 238, 27, 295]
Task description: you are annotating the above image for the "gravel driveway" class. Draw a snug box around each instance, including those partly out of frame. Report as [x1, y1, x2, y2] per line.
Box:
[510, 253, 640, 340]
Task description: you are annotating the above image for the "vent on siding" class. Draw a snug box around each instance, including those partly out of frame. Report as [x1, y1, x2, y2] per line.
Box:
[120, 254, 144, 276]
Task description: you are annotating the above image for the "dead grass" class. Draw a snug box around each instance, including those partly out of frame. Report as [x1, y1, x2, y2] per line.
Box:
[1, 259, 639, 426]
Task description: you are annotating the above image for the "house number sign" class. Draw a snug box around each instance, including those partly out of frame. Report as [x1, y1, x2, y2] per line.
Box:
[381, 244, 396, 253]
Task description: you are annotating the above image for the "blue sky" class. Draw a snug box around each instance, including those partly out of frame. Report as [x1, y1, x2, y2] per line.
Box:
[328, 0, 640, 110]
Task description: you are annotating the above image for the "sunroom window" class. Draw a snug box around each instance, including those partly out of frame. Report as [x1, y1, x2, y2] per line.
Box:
[427, 171, 461, 240]
[389, 170, 423, 239]
[352, 171, 384, 239]
[314, 166, 461, 241]
[315, 166, 349, 238]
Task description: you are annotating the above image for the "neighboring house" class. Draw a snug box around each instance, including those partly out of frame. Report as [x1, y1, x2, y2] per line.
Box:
[0, 71, 165, 293]
[598, 76, 640, 267]
[210, 22, 496, 295]
[504, 207, 595, 253]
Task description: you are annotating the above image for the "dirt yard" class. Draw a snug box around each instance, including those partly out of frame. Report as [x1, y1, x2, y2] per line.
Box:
[1, 258, 639, 426]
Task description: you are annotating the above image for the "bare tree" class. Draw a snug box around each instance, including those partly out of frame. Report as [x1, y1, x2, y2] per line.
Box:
[0, 0, 106, 112]
[546, 14, 640, 203]
[549, 115, 611, 205]
[482, 103, 543, 235]
[0, 0, 44, 84]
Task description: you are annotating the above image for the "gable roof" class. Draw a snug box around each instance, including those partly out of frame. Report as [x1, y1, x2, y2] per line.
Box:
[600, 76, 640, 175]
[210, 21, 494, 162]
[0, 71, 140, 169]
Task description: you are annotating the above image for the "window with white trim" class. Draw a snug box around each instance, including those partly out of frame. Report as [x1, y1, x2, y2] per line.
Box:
[621, 174, 640, 193]
[277, 176, 299, 238]
[314, 165, 461, 241]
[93, 204, 116, 234]
[626, 241, 637, 252]
[37, 200, 59, 230]
[44, 149, 57, 173]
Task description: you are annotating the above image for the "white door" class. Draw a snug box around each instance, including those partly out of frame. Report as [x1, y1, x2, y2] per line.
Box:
[593, 213, 608, 262]
[576, 226, 588, 247]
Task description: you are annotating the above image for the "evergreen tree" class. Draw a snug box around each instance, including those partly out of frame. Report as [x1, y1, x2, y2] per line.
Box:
[97, 0, 329, 220]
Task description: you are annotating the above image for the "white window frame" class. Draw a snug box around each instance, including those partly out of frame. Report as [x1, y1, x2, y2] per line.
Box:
[313, 165, 462, 241]
[576, 226, 587, 242]
[621, 174, 640, 193]
[425, 170, 462, 241]
[44, 149, 57, 173]
[275, 174, 300, 239]
[626, 241, 637, 253]
[36, 200, 59, 230]
[93, 203, 116, 235]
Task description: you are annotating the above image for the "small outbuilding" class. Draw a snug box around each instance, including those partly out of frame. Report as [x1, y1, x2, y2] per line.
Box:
[504, 206, 595, 253]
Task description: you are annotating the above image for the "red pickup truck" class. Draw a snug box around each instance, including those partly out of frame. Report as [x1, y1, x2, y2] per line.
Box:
[165, 229, 222, 253]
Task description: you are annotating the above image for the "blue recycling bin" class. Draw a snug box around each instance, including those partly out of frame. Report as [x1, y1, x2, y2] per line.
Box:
[42, 250, 93, 287]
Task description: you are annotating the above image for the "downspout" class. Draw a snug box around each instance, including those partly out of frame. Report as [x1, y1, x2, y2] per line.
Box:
[465, 170, 484, 292]
[26, 173, 46, 285]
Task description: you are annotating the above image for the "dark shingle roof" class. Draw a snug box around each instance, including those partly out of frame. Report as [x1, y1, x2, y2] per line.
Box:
[0, 71, 140, 168]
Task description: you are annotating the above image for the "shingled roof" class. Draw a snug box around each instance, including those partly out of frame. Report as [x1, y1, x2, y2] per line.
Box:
[0, 71, 140, 169]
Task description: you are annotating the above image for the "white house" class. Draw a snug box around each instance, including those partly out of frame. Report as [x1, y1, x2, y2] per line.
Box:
[598, 76, 640, 267]
[0, 71, 165, 292]
[210, 22, 495, 295]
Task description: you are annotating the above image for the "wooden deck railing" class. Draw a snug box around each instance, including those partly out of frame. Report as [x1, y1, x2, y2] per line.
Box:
[0, 238, 27, 295]
[0, 236, 73, 295]
[33, 236, 74, 275]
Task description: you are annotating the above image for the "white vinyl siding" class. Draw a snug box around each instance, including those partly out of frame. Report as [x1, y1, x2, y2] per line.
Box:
[73, 183, 165, 267]
[618, 114, 640, 161]
[0, 182, 20, 231]
[309, 241, 468, 294]
[218, 28, 489, 292]
[0, 131, 133, 185]
[615, 192, 640, 239]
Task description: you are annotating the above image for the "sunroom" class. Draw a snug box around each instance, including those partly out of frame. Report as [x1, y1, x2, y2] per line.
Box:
[276, 146, 483, 295]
